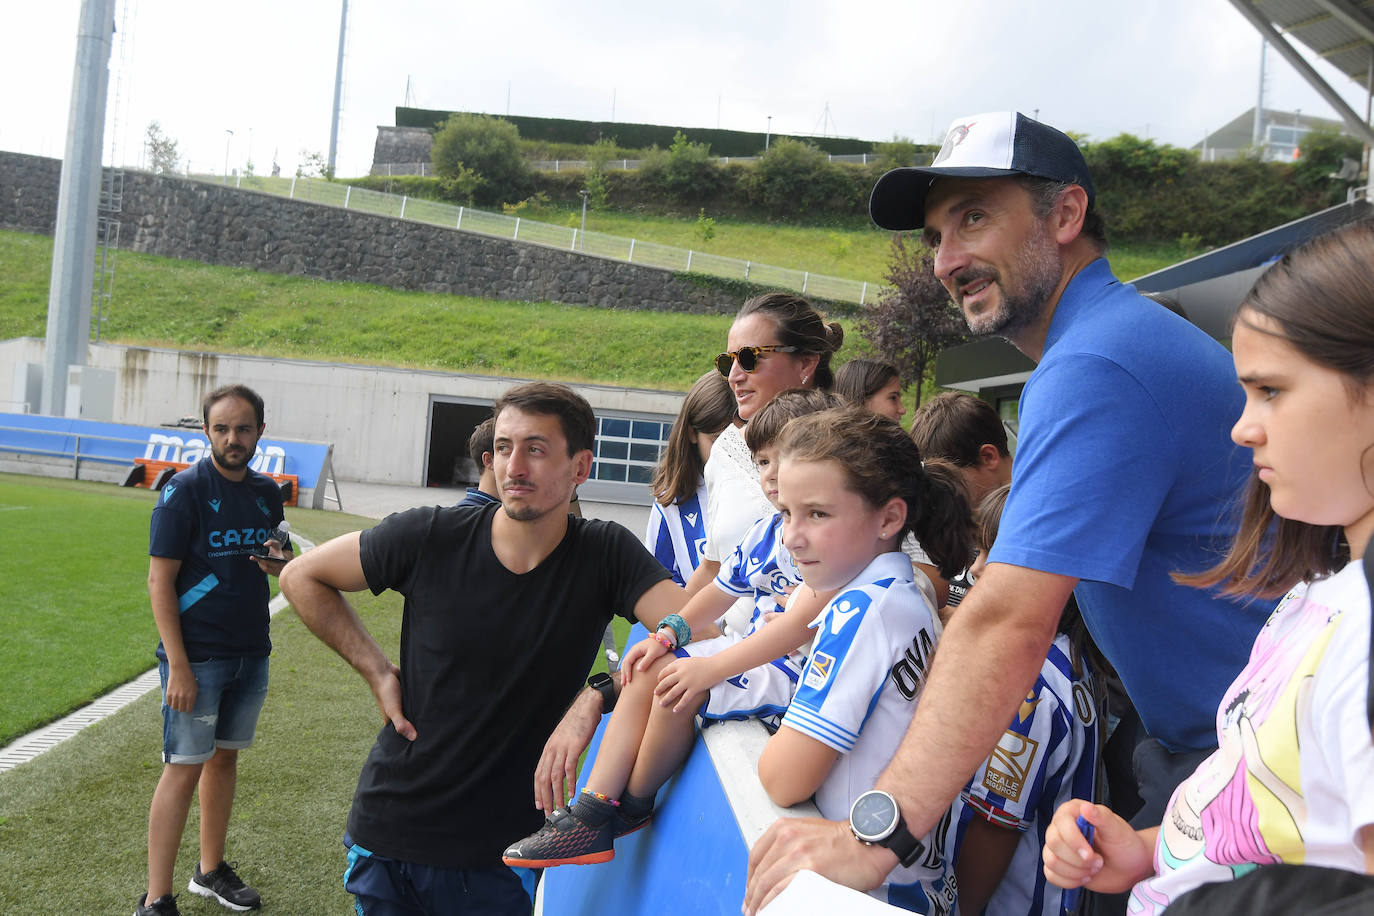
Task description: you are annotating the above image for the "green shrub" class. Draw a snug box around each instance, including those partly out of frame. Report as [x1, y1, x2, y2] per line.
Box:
[430, 113, 529, 207]
[638, 132, 723, 202]
[695, 209, 716, 244]
[1294, 127, 1364, 188]
[742, 138, 854, 214]
[873, 135, 923, 170]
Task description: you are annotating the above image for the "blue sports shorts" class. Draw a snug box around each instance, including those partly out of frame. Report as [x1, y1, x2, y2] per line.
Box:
[344, 835, 538, 916]
[159, 655, 269, 765]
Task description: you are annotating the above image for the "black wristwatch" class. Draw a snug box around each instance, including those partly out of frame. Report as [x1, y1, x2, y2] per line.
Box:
[587, 672, 616, 714]
[849, 790, 925, 869]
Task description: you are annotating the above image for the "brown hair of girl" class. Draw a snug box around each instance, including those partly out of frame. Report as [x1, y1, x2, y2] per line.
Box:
[651, 371, 739, 507]
[775, 406, 973, 580]
[1179, 219, 1374, 598]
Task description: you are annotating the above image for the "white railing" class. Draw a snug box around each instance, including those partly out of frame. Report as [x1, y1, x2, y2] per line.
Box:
[193, 172, 883, 305]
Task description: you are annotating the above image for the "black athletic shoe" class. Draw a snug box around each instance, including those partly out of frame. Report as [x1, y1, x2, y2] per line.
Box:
[613, 805, 653, 838]
[134, 893, 181, 916]
[502, 805, 615, 868]
[188, 861, 261, 911]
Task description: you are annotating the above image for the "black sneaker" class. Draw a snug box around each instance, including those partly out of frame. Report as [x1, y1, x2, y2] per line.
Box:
[188, 861, 262, 911]
[502, 805, 615, 868]
[134, 893, 181, 916]
[613, 805, 653, 838]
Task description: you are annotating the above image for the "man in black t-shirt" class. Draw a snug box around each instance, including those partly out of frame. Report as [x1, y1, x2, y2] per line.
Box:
[281, 382, 684, 915]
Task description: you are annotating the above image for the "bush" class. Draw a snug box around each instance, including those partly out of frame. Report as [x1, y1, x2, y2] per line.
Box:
[873, 135, 924, 170]
[636, 132, 724, 202]
[430, 114, 528, 207]
[1294, 127, 1364, 188]
[741, 138, 855, 214]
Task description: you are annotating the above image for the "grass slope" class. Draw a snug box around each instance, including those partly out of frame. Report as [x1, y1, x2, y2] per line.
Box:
[517, 204, 1190, 284]
[0, 230, 737, 391]
[0, 225, 1182, 395]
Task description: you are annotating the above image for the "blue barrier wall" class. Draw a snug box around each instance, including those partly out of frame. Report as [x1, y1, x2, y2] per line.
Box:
[0, 412, 332, 489]
[540, 713, 752, 915]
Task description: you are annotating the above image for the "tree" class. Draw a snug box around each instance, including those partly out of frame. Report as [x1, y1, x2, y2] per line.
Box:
[296, 149, 333, 180]
[144, 121, 180, 174]
[858, 233, 969, 406]
[430, 113, 527, 207]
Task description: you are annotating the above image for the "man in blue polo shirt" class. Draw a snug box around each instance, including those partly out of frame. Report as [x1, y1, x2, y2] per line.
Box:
[745, 111, 1274, 913]
[136, 384, 292, 916]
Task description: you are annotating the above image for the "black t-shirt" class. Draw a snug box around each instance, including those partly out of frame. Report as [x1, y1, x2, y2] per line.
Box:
[349, 502, 670, 868]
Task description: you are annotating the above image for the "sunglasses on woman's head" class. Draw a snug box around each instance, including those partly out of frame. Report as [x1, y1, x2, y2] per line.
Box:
[714, 345, 799, 379]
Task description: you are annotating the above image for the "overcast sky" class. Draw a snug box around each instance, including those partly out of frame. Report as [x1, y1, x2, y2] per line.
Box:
[2, 0, 1371, 180]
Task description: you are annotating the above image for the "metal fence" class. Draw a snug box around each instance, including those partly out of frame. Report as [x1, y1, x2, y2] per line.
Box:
[198, 172, 883, 305]
[372, 152, 884, 176]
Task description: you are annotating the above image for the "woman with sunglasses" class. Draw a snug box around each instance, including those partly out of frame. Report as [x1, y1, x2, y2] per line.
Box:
[694, 292, 844, 628]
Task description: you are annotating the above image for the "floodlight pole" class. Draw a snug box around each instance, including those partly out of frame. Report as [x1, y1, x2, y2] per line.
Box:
[327, 0, 349, 176]
[41, 0, 116, 416]
[223, 129, 233, 185]
[765, 116, 772, 151]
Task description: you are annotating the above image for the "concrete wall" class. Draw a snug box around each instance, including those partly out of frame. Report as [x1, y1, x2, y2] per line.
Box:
[0, 151, 747, 314]
[371, 126, 434, 169]
[0, 338, 684, 487]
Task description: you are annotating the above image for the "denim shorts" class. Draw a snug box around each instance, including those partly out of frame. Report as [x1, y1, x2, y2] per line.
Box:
[159, 656, 269, 764]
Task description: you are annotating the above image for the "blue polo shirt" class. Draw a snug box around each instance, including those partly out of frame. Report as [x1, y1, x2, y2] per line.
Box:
[989, 258, 1274, 751]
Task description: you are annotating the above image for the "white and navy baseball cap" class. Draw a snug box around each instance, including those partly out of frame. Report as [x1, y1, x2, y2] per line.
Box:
[869, 111, 1094, 231]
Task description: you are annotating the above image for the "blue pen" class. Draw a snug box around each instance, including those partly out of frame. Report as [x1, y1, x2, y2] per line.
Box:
[1063, 815, 1094, 913]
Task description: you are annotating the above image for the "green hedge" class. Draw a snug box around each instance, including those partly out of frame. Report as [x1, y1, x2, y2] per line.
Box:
[360, 127, 1357, 247]
[394, 107, 874, 157]
[1081, 134, 1350, 246]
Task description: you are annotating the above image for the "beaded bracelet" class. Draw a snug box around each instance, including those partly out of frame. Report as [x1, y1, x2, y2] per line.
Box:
[656, 613, 691, 649]
[581, 787, 621, 806]
[652, 631, 675, 651]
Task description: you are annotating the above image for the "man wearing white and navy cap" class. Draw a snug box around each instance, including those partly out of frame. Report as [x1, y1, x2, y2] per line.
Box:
[744, 112, 1274, 913]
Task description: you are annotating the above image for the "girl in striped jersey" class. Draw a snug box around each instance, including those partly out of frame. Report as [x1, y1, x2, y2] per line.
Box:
[644, 371, 738, 588]
[759, 407, 973, 913]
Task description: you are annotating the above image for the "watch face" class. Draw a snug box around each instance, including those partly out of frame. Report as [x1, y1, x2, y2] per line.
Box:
[850, 791, 898, 843]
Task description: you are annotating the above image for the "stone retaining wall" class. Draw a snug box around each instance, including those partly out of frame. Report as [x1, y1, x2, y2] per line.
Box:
[0, 151, 746, 314]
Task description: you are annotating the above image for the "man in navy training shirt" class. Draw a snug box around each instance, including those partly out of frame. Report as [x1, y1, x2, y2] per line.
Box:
[137, 383, 292, 916]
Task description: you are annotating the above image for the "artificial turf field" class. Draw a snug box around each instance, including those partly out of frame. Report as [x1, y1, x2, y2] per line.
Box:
[0, 472, 631, 912]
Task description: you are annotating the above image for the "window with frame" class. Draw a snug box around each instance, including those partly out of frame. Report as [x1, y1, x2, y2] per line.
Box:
[591, 415, 669, 485]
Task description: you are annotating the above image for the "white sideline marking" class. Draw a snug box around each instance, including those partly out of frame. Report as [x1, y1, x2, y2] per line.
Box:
[0, 535, 315, 774]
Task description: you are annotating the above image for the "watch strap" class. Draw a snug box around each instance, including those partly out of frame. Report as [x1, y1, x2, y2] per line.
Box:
[882, 821, 924, 869]
[587, 672, 616, 714]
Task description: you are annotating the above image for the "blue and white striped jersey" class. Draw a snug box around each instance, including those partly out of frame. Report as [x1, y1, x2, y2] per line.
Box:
[643, 484, 708, 587]
[714, 511, 801, 630]
[946, 632, 1100, 916]
[782, 551, 955, 914]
